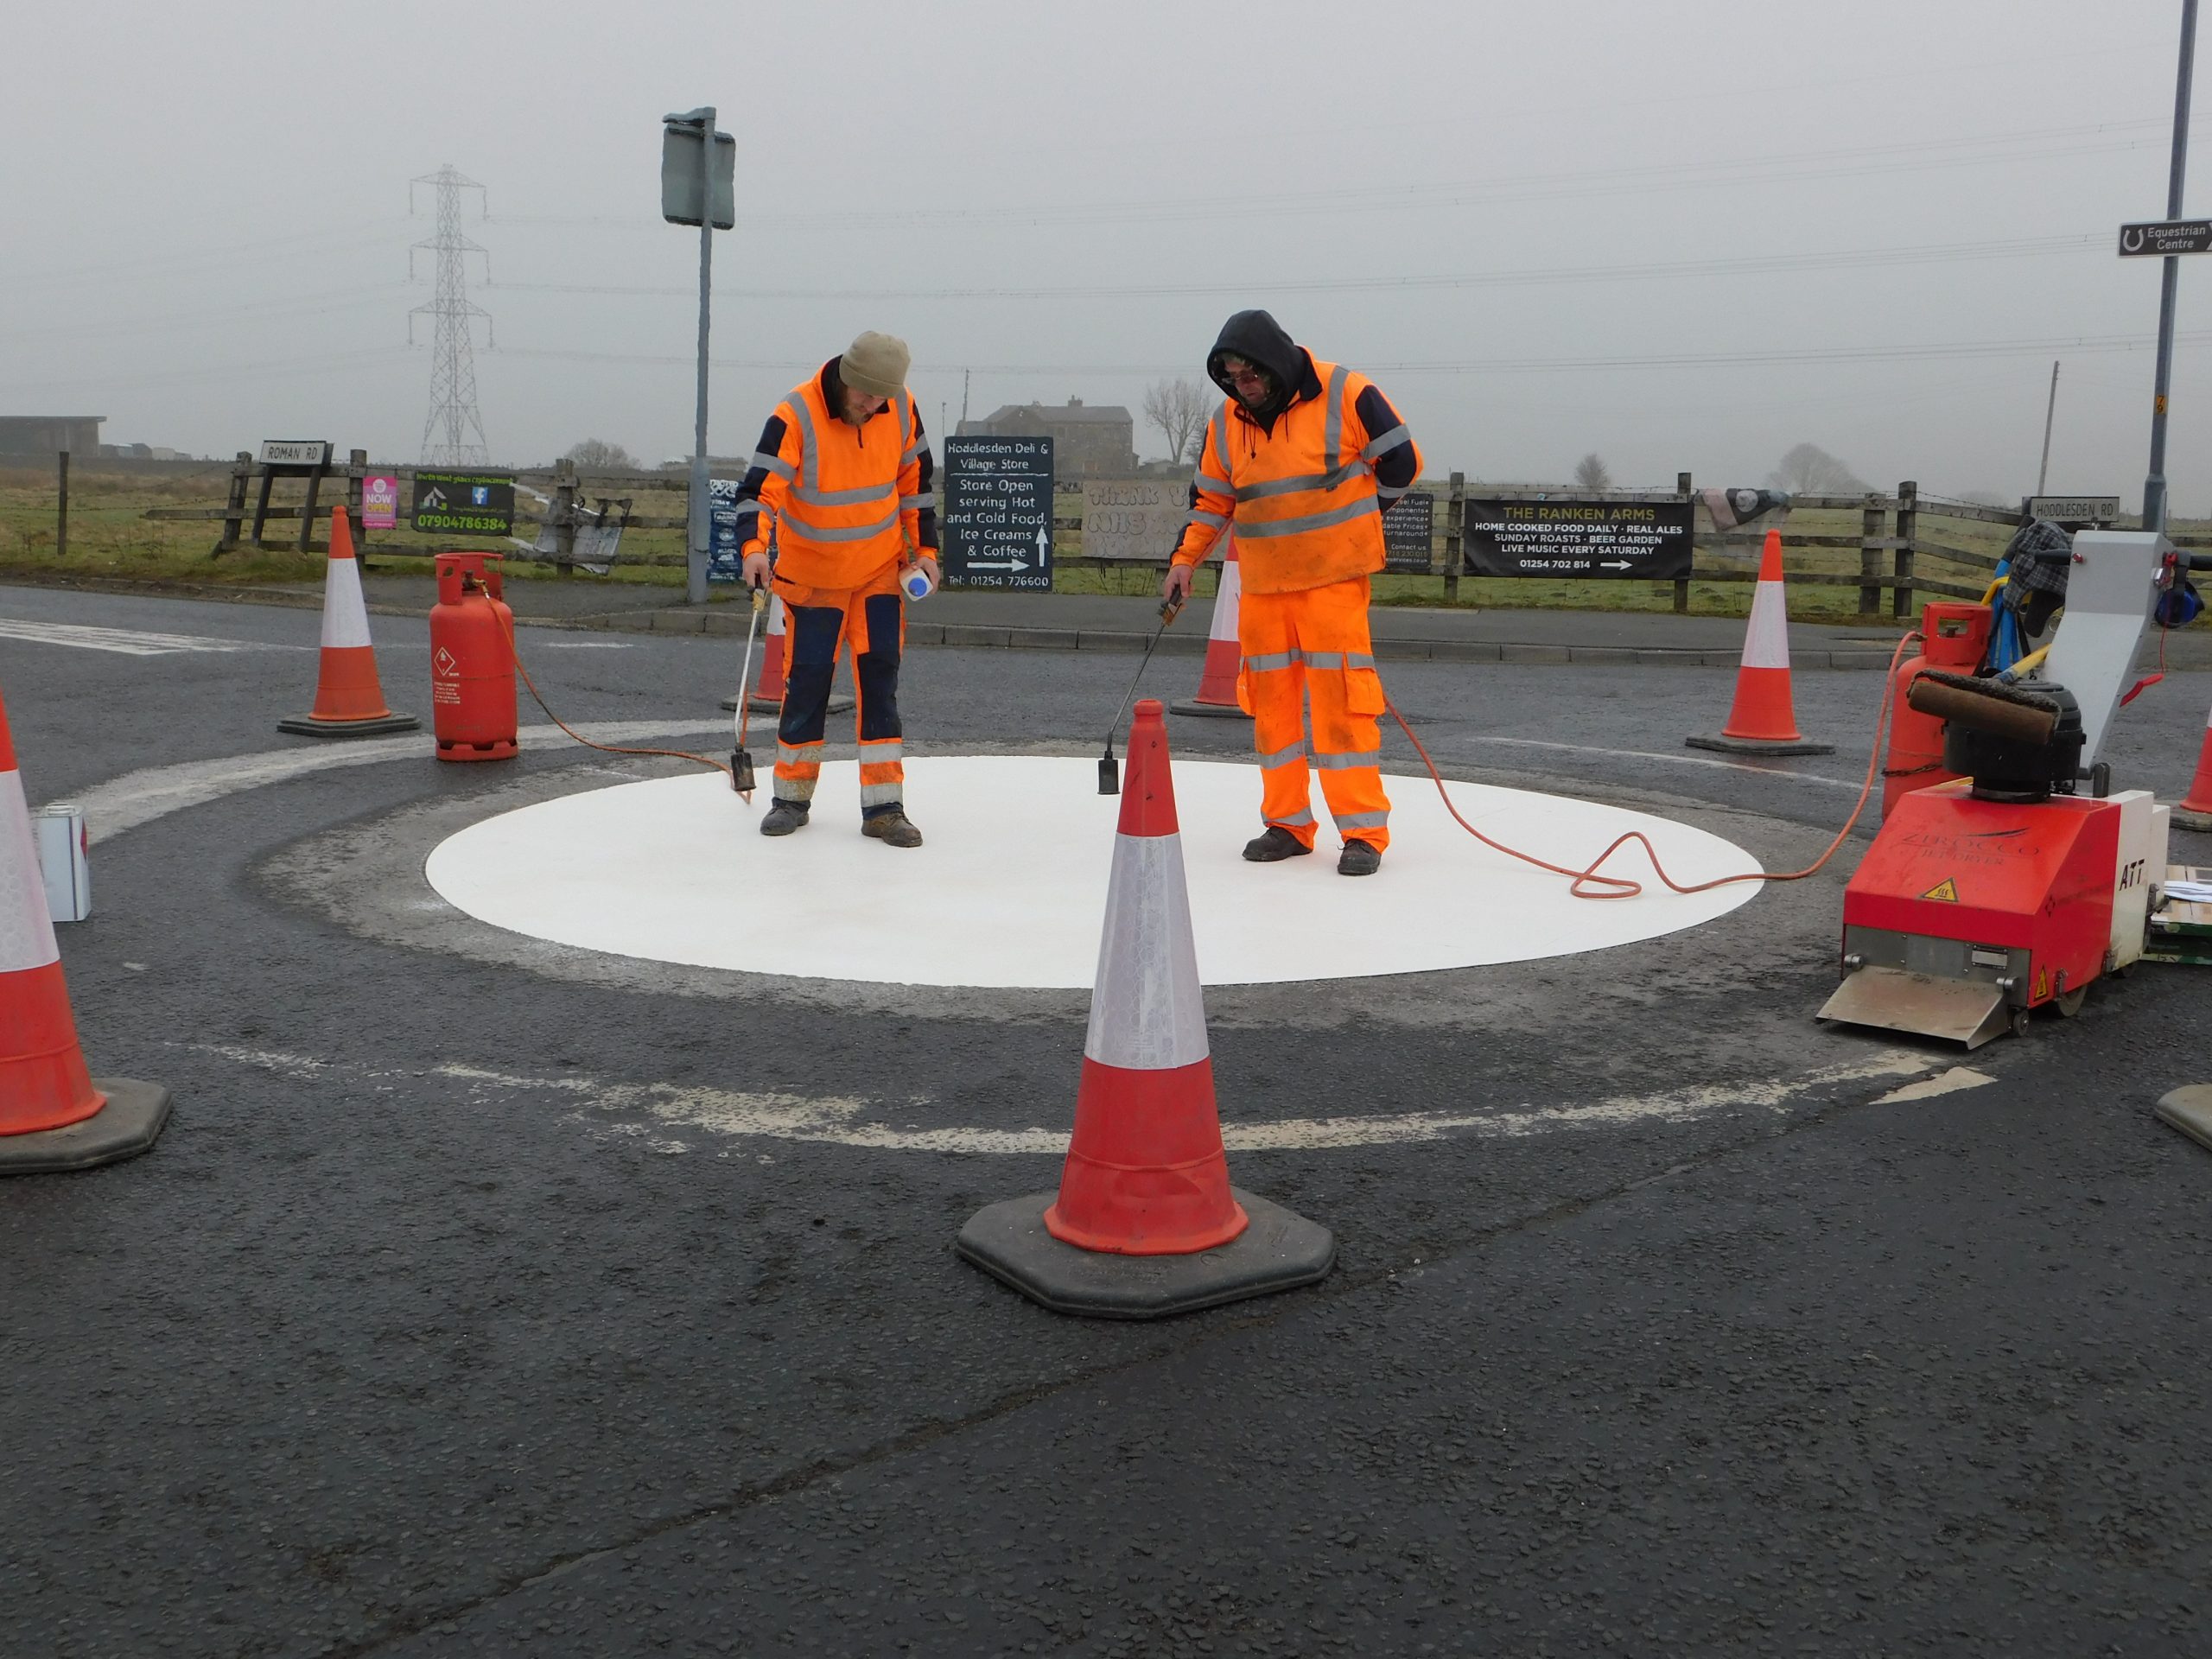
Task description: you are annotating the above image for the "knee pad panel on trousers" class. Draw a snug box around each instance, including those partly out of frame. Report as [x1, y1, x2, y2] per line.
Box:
[786, 604, 845, 667]
[855, 594, 904, 741]
[779, 661, 837, 745]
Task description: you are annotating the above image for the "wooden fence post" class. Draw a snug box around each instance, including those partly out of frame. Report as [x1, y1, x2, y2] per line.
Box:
[1859, 491, 1885, 616]
[1445, 471, 1465, 604]
[1891, 479, 1917, 620]
[346, 449, 368, 568]
[554, 458, 577, 578]
[217, 452, 250, 554]
[1675, 469, 1692, 613]
[55, 449, 68, 560]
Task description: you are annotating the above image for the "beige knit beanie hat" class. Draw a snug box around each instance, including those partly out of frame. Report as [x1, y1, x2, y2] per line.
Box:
[841, 331, 911, 398]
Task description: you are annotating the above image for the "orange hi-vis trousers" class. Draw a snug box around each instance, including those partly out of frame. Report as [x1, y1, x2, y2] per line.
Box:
[1235, 575, 1390, 850]
[772, 564, 906, 817]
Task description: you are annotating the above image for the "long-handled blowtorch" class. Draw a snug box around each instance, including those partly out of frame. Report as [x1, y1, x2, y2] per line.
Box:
[731, 580, 769, 799]
[1098, 591, 1185, 794]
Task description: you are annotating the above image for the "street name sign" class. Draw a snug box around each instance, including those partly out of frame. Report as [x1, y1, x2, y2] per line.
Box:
[2118, 219, 2212, 257]
[414, 470, 515, 537]
[2024, 494, 2120, 524]
[943, 436, 1053, 590]
[1464, 497, 1694, 580]
[258, 440, 330, 467]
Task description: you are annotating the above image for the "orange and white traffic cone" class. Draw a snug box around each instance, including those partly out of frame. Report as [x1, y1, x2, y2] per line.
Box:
[279, 507, 419, 738]
[1687, 528, 1833, 756]
[2175, 694, 2212, 831]
[957, 697, 1334, 1317]
[0, 682, 172, 1173]
[1173, 537, 1250, 720]
[718, 594, 852, 715]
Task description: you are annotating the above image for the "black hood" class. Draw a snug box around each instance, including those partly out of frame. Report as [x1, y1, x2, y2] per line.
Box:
[1206, 309, 1303, 423]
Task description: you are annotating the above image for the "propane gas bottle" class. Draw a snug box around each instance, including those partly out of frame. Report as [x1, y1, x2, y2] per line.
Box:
[430, 551, 519, 761]
[1881, 601, 1992, 816]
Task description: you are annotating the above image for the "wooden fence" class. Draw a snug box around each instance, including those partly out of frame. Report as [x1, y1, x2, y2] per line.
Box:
[145, 454, 2209, 611]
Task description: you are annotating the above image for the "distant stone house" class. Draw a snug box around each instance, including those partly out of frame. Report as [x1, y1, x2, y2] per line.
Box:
[0, 416, 104, 457]
[957, 398, 1136, 479]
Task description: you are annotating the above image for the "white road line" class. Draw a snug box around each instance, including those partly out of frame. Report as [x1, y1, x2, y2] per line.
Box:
[1868, 1065, 1995, 1105]
[0, 617, 293, 656]
[187, 1044, 1936, 1154]
[1466, 734, 1863, 792]
[58, 721, 728, 845]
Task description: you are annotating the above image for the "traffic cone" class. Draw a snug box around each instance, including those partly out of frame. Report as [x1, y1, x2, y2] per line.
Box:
[278, 507, 419, 738]
[0, 682, 172, 1173]
[718, 594, 852, 715]
[1687, 529, 1834, 756]
[2175, 693, 2212, 831]
[1172, 538, 1250, 720]
[957, 698, 1335, 1318]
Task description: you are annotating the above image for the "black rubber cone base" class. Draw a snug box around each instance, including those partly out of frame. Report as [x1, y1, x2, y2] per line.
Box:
[1685, 733, 1834, 756]
[720, 692, 850, 715]
[278, 712, 421, 739]
[957, 1187, 1335, 1319]
[0, 1078, 173, 1174]
[1170, 699, 1252, 720]
[2155, 1085, 2212, 1154]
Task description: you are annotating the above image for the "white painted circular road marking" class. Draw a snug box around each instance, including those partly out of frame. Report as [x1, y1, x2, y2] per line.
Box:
[423, 756, 1761, 988]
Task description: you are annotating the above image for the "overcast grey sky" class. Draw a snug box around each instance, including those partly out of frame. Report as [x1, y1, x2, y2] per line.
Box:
[5, 0, 2208, 505]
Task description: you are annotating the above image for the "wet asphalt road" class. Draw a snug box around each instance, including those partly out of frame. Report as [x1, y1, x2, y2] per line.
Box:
[2, 583, 2209, 1658]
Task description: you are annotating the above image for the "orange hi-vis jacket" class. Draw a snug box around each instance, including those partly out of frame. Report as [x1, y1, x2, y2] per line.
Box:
[735, 363, 937, 591]
[1171, 359, 1422, 596]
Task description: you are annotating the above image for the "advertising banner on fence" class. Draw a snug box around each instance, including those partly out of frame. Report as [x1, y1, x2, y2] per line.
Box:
[1464, 497, 1694, 580]
[362, 474, 398, 531]
[1079, 477, 1185, 561]
[413, 471, 515, 537]
[1382, 492, 1435, 572]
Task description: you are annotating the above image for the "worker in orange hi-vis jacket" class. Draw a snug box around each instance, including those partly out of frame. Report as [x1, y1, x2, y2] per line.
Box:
[1163, 310, 1423, 877]
[735, 331, 938, 848]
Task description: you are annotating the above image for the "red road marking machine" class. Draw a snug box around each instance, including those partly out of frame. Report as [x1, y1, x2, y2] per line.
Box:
[1821, 531, 2208, 1047]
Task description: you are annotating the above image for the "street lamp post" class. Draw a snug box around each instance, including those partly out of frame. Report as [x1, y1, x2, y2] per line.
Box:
[2144, 0, 2200, 532]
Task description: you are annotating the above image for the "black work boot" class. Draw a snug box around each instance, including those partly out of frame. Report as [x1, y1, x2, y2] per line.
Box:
[861, 809, 924, 849]
[1337, 839, 1382, 877]
[760, 798, 810, 836]
[1243, 825, 1313, 862]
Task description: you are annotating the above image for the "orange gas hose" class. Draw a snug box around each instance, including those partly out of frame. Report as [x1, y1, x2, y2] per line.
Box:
[1383, 631, 1919, 900]
[496, 610, 735, 779]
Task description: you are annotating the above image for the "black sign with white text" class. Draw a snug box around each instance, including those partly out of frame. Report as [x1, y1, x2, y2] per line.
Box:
[942, 436, 1053, 590]
[1381, 491, 1435, 571]
[1463, 498, 1694, 580]
[413, 471, 515, 537]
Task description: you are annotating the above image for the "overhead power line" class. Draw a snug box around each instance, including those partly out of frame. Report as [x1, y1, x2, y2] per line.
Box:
[491, 233, 2104, 304]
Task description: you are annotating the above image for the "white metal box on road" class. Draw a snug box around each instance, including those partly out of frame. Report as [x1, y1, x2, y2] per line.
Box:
[33, 804, 89, 923]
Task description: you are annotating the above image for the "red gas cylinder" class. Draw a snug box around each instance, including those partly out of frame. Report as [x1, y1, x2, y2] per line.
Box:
[1881, 601, 1992, 815]
[430, 551, 518, 761]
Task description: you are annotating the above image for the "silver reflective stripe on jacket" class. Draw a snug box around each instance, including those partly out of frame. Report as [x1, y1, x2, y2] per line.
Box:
[1234, 497, 1379, 539]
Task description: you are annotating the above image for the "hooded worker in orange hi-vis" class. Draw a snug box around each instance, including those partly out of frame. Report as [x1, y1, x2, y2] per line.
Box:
[1163, 311, 1422, 875]
[736, 331, 938, 847]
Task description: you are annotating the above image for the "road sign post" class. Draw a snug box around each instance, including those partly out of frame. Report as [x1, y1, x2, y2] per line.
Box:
[941, 436, 1053, 589]
[662, 107, 736, 605]
[2128, 0, 2200, 532]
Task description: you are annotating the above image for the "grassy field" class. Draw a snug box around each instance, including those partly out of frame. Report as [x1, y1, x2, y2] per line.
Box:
[0, 463, 2129, 625]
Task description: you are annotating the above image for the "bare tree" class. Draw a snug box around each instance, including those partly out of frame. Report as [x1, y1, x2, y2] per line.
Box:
[1572, 453, 1613, 492]
[1767, 442, 1867, 494]
[1142, 378, 1211, 465]
[565, 438, 639, 470]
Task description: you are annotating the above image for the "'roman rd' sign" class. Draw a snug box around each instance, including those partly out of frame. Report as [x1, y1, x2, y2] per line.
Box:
[414, 470, 515, 537]
[942, 436, 1053, 590]
[1464, 497, 1694, 580]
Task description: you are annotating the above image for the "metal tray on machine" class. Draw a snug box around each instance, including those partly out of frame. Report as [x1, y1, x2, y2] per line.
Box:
[1816, 965, 2012, 1049]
